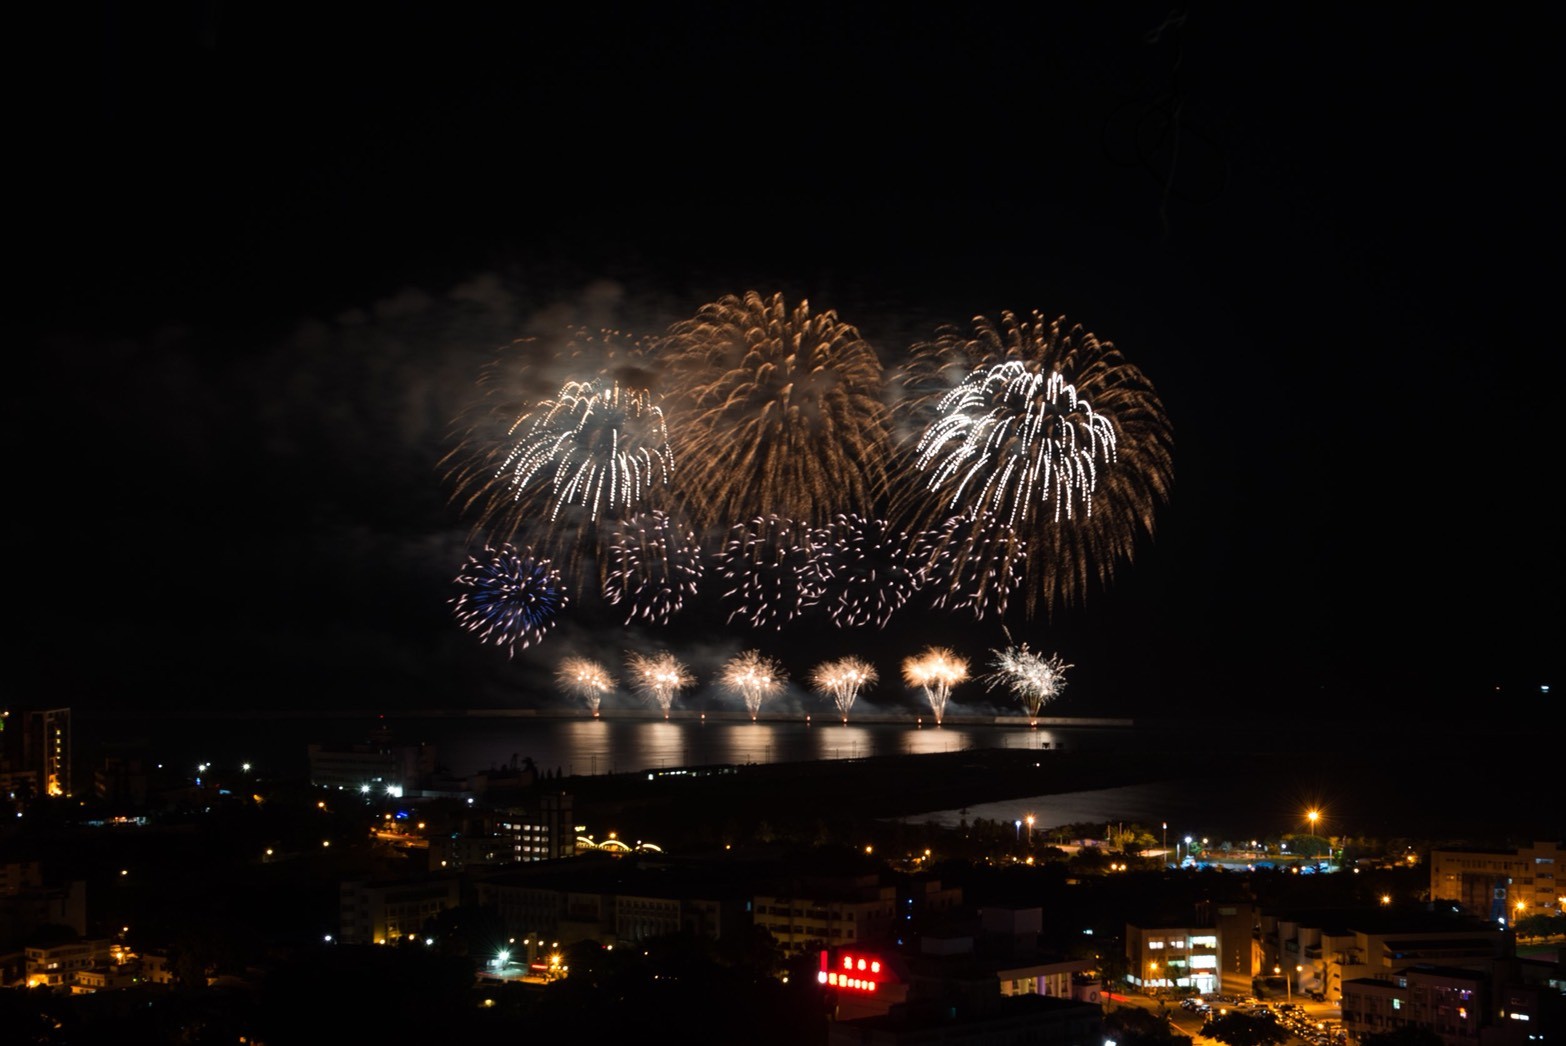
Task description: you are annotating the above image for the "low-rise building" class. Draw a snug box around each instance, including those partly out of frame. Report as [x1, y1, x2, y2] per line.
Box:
[475, 855, 752, 950]
[1264, 906, 1506, 1004]
[307, 721, 435, 797]
[755, 872, 898, 957]
[25, 937, 115, 989]
[338, 876, 462, 945]
[1126, 922, 1222, 994]
[71, 962, 143, 993]
[1342, 965, 1488, 1046]
[421, 791, 576, 871]
[823, 938, 1106, 1046]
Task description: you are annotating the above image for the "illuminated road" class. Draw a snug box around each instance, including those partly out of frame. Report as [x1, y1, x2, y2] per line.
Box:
[1107, 992, 1343, 1046]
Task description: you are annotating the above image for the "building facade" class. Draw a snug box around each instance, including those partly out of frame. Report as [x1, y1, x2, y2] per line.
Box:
[1261, 906, 1507, 1005]
[338, 876, 462, 945]
[754, 873, 898, 957]
[474, 860, 750, 950]
[1, 707, 72, 799]
[1126, 922, 1222, 994]
[25, 937, 115, 989]
[307, 728, 435, 796]
[1430, 842, 1564, 922]
[1342, 965, 1487, 1046]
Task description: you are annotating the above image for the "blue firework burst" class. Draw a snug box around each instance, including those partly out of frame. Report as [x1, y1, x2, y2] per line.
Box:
[451, 544, 568, 655]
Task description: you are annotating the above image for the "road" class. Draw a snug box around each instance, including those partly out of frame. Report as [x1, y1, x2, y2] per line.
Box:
[1106, 991, 1343, 1046]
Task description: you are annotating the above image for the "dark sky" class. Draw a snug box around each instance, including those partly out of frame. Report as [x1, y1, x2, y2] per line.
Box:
[14, 5, 1562, 723]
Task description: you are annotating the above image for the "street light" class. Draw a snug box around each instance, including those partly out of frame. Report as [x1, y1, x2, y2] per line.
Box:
[1025, 814, 1035, 845]
[1275, 964, 1299, 1006]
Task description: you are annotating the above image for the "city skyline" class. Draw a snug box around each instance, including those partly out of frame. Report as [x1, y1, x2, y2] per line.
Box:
[14, 7, 1559, 723]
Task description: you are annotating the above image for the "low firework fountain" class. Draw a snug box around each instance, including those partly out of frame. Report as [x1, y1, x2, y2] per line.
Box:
[810, 657, 878, 723]
[902, 647, 969, 725]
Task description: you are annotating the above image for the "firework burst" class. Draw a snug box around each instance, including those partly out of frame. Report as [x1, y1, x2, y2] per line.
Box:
[810, 515, 924, 629]
[625, 650, 694, 719]
[601, 510, 704, 625]
[913, 514, 1026, 620]
[983, 644, 1072, 722]
[717, 515, 824, 630]
[902, 647, 969, 725]
[918, 362, 1117, 526]
[657, 291, 891, 528]
[810, 656, 878, 723]
[893, 312, 1172, 615]
[556, 656, 615, 716]
[720, 650, 788, 721]
[496, 379, 672, 523]
[451, 545, 567, 655]
[440, 328, 668, 569]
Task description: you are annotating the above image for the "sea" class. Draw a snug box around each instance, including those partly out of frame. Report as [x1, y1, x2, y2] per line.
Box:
[75, 708, 1562, 848]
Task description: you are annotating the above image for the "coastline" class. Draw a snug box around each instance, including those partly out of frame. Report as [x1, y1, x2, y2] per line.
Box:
[83, 706, 1136, 728]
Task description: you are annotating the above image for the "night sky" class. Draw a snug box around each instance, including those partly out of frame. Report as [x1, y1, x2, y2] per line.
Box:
[15, 5, 1561, 723]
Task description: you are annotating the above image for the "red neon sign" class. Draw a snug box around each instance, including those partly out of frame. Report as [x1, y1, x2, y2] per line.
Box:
[818, 950, 885, 992]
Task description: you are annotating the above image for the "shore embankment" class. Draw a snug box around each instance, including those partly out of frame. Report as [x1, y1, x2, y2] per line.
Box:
[559, 744, 1163, 843]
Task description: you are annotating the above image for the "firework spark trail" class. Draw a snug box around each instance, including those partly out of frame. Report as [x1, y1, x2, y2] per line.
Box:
[983, 644, 1072, 721]
[918, 363, 1116, 527]
[556, 656, 615, 716]
[721, 650, 788, 721]
[625, 650, 694, 719]
[497, 379, 672, 524]
[810, 514, 923, 629]
[913, 514, 1026, 620]
[809, 657, 878, 722]
[658, 291, 892, 529]
[450, 545, 568, 655]
[602, 510, 704, 625]
[440, 329, 663, 555]
[891, 312, 1172, 616]
[717, 515, 824, 630]
[902, 647, 969, 725]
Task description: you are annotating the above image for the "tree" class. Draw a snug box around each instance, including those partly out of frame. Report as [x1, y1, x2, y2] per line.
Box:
[1361, 1026, 1445, 1046]
[1203, 1012, 1290, 1046]
[422, 901, 507, 959]
[1514, 911, 1565, 939]
[1287, 833, 1332, 858]
[1105, 1005, 1188, 1046]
